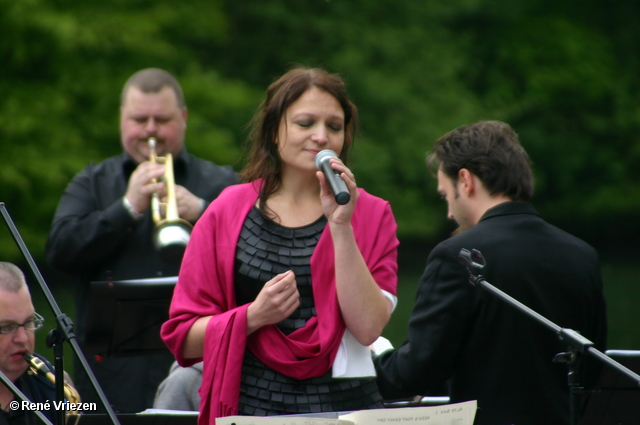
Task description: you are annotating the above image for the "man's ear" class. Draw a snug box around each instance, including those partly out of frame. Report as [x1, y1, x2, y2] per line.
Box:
[457, 168, 475, 196]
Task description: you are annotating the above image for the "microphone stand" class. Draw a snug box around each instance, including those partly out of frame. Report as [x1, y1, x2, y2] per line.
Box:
[457, 248, 640, 425]
[1, 203, 121, 425]
[0, 369, 53, 425]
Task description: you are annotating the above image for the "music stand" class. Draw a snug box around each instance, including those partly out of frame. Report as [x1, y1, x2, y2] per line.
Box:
[84, 277, 177, 358]
[580, 350, 640, 425]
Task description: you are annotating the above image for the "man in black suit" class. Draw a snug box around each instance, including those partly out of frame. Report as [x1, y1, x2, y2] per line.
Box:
[374, 121, 607, 425]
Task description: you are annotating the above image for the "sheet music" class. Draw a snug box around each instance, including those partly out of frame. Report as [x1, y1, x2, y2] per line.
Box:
[139, 408, 199, 416]
[341, 400, 477, 425]
[215, 400, 477, 425]
[216, 417, 345, 425]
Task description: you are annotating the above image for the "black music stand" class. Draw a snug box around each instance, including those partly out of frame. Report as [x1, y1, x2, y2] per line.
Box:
[1, 202, 121, 425]
[457, 248, 640, 425]
[84, 277, 177, 358]
[580, 350, 640, 425]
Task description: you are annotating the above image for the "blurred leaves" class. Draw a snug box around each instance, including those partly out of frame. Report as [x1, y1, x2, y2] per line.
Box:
[2, 0, 640, 264]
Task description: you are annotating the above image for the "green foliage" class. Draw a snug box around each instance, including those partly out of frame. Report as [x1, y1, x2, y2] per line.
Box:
[2, 0, 640, 370]
[0, 0, 255, 263]
[2, 0, 640, 263]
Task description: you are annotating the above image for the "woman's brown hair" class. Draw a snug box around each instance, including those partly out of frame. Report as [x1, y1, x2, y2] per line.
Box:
[240, 66, 358, 215]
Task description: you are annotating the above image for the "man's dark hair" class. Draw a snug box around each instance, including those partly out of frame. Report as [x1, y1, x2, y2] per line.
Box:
[427, 120, 534, 201]
[120, 68, 186, 108]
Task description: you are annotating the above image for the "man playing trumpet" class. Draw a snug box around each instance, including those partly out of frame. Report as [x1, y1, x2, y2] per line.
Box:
[45, 68, 239, 413]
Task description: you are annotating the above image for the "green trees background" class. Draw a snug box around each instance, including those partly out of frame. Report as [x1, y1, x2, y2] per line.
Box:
[2, 0, 639, 350]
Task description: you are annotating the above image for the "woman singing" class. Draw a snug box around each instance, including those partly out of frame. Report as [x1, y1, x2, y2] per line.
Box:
[161, 66, 399, 422]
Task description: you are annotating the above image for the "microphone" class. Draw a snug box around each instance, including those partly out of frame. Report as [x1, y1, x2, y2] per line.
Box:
[315, 149, 350, 205]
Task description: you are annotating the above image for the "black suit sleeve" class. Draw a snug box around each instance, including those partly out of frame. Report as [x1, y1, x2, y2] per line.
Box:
[374, 241, 474, 399]
[46, 163, 138, 273]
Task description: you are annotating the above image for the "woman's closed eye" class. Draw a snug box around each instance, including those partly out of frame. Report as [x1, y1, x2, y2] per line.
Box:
[295, 120, 313, 128]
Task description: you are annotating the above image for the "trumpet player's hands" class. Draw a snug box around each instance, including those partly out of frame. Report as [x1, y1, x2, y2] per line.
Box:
[173, 185, 205, 222]
[125, 161, 166, 214]
[246, 270, 299, 335]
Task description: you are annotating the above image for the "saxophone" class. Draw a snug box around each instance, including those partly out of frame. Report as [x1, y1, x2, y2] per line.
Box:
[22, 353, 82, 414]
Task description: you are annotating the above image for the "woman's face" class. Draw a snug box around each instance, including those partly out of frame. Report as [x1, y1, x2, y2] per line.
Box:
[276, 87, 345, 176]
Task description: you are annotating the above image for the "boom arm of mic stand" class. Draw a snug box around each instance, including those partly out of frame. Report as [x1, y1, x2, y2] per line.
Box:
[1, 203, 121, 425]
[457, 248, 640, 386]
[458, 248, 640, 425]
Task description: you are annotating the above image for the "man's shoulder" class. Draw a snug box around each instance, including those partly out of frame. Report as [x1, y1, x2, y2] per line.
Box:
[429, 229, 478, 261]
[545, 221, 599, 257]
[183, 153, 238, 182]
[77, 153, 127, 176]
[434, 206, 598, 261]
[427, 213, 519, 260]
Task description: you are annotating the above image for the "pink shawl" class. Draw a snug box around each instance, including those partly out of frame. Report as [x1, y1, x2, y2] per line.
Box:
[161, 181, 398, 423]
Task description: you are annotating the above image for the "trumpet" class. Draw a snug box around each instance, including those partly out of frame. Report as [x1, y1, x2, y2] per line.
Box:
[23, 353, 82, 413]
[148, 137, 193, 264]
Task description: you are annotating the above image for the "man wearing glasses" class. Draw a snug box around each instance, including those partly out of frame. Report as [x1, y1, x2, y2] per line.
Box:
[0, 262, 56, 425]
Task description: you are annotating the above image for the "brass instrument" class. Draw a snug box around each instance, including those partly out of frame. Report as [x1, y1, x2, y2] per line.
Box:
[23, 353, 81, 414]
[148, 137, 193, 264]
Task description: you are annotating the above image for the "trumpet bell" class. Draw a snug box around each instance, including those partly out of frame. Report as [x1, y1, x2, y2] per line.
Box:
[153, 220, 192, 264]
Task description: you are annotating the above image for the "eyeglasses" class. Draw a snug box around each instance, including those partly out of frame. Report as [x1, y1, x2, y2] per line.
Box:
[0, 313, 45, 335]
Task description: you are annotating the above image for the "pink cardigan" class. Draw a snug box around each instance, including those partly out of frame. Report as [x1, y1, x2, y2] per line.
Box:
[161, 181, 398, 423]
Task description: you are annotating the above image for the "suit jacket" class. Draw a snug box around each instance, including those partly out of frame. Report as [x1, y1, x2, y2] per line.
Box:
[374, 202, 607, 425]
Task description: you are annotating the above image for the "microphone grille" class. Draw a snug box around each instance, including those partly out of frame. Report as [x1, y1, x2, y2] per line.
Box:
[315, 149, 338, 169]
